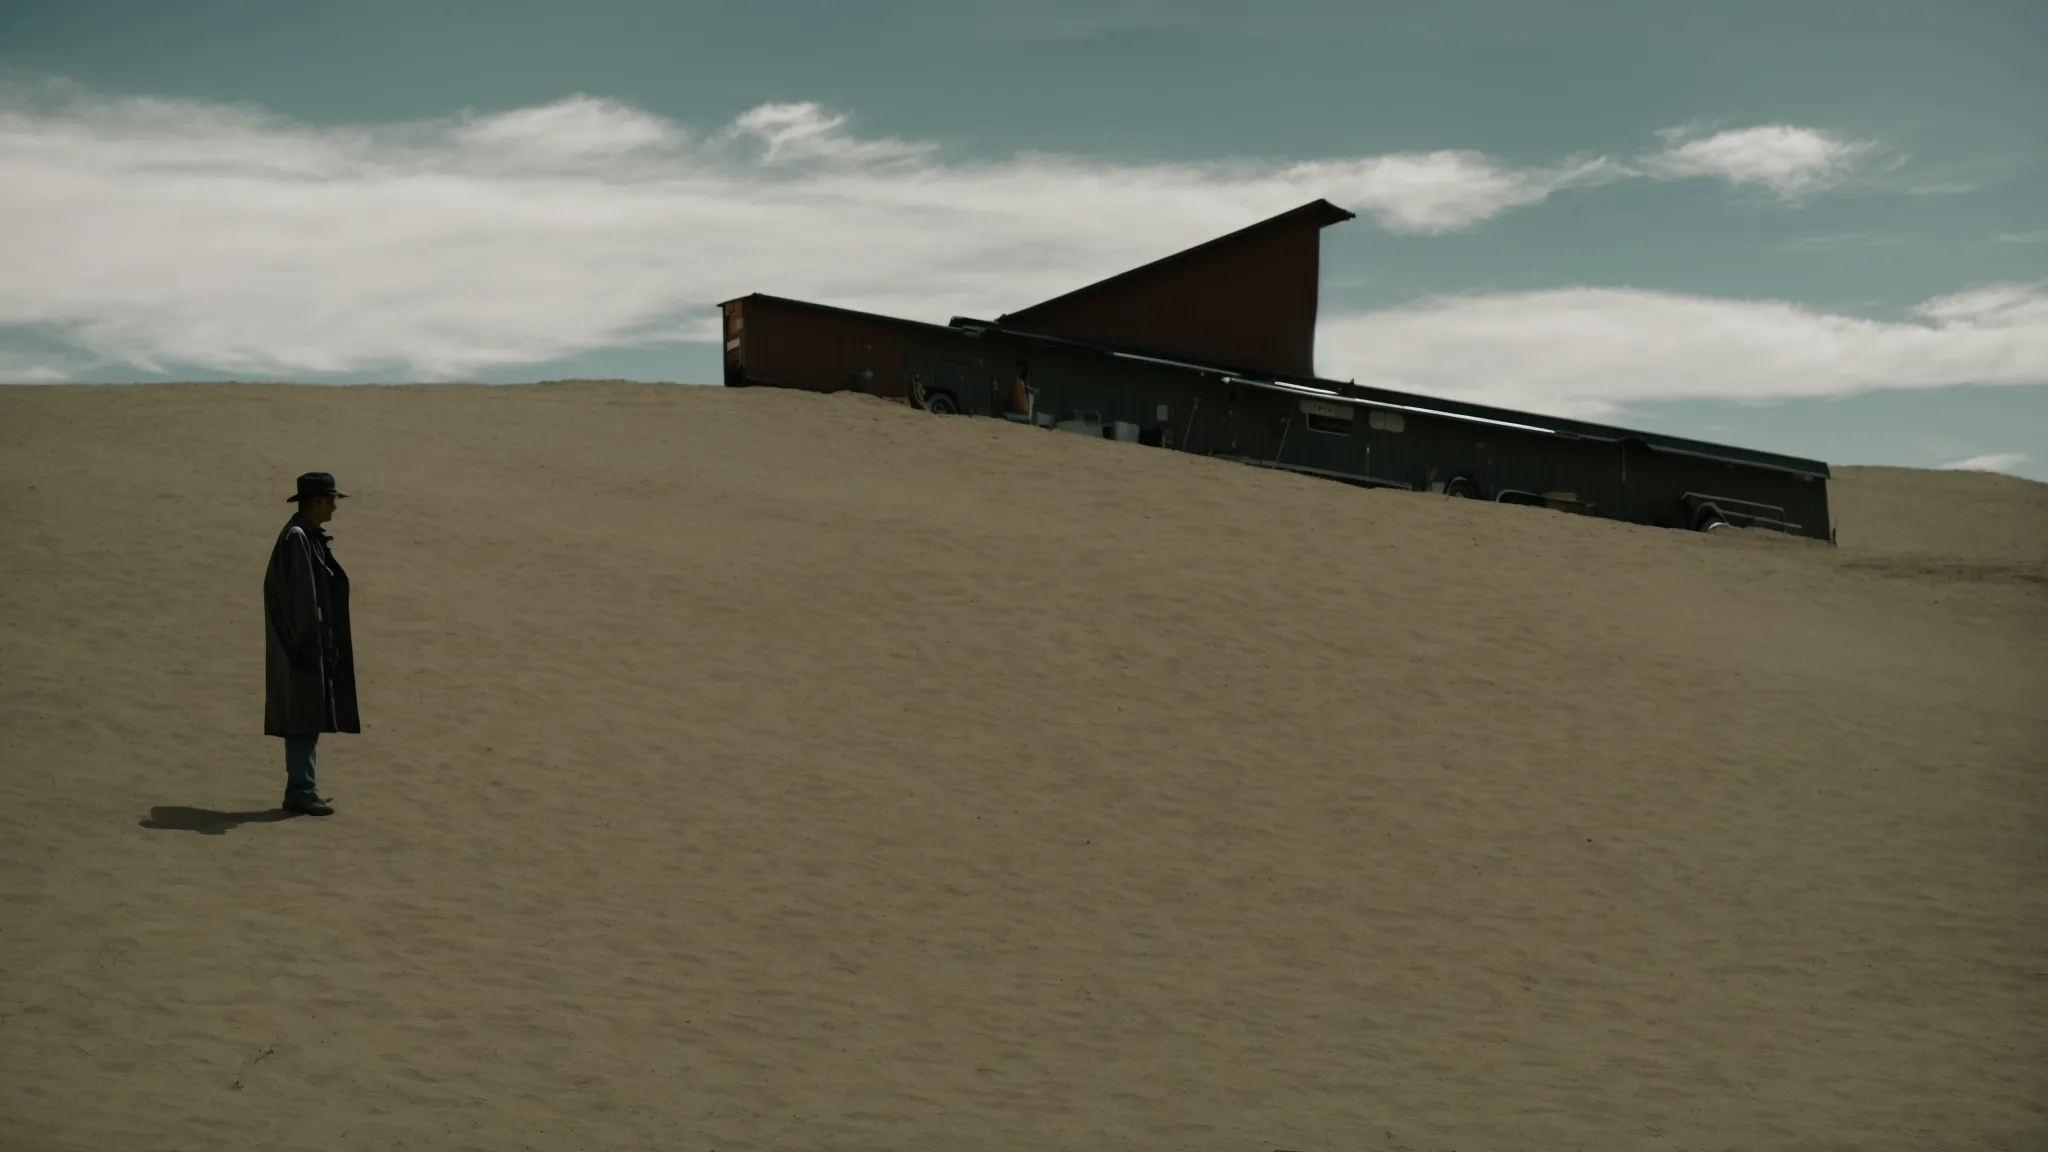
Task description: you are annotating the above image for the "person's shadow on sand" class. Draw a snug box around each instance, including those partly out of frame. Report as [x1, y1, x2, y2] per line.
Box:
[139, 806, 299, 835]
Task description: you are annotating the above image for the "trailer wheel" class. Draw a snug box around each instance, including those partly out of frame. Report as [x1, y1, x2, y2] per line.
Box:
[1692, 504, 1729, 532]
[1444, 476, 1479, 499]
[924, 391, 960, 415]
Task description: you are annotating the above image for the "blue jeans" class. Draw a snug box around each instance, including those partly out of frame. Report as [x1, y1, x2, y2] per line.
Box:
[284, 734, 319, 800]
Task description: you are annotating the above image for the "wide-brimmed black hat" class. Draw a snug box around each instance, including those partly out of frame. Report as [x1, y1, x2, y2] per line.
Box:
[287, 472, 349, 504]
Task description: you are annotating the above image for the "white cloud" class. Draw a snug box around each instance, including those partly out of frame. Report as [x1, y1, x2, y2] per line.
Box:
[1642, 124, 1879, 198]
[0, 84, 1635, 379]
[453, 95, 683, 161]
[1994, 228, 2048, 245]
[718, 102, 938, 167]
[1939, 452, 2028, 473]
[1317, 282, 2048, 418]
[1282, 152, 1629, 235]
[1, 81, 2008, 415]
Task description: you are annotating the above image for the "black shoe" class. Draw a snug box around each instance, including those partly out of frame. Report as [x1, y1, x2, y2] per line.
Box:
[283, 795, 333, 817]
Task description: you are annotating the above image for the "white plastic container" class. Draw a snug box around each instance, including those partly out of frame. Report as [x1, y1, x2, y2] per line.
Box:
[1054, 410, 1105, 436]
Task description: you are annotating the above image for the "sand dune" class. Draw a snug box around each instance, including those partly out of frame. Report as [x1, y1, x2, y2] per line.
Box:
[1830, 464, 2048, 572]
[2, 381, 2044, 1152]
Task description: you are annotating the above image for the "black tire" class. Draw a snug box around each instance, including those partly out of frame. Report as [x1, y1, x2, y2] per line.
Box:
[1692, 504, 1728, 532]
[925, 391, 960, 415]
[1444, 476, 1478, 499]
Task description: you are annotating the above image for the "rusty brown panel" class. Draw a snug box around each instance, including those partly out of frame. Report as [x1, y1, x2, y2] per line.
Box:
[997, 200, 1353, 378]
[741, 297, 912, 396]
[722, 300, 744, 386]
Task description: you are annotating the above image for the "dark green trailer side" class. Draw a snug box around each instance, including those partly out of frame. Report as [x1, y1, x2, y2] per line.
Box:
[720, 294, 1833, 543]
[899, 321, 1832, 542]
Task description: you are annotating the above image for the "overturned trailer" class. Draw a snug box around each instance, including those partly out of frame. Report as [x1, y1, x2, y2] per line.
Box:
[719, 201, 1832, 541]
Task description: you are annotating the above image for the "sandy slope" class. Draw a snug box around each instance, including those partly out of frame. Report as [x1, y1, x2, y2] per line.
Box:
[2, 381, 2044, 1152]
[1831, 464, 2048, 566]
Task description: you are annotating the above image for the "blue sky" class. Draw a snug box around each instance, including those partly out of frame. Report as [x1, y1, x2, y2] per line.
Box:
[3, 0, 2044, 477]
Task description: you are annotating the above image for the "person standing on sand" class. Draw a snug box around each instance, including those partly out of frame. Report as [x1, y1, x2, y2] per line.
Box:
[264, 472, 361, 817]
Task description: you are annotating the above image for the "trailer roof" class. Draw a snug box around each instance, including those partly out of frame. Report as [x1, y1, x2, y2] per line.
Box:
[997, 200, 1355, 328]
[990, 199, 1354, 378]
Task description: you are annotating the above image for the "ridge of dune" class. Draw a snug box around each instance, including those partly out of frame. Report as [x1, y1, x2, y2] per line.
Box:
[1829, 463, 2048, 563]
[3, 381, 2045, 1152]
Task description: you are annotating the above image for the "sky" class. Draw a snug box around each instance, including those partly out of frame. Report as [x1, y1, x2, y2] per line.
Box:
[2, 0, 2045, 478]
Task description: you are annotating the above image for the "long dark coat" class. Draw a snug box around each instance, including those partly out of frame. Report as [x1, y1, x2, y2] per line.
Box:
[263, 514, 361, 737]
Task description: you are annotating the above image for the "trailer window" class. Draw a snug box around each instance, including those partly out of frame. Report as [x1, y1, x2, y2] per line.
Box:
[1300, 398, 1355, 436]
[1369, 410, 1405, 433]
